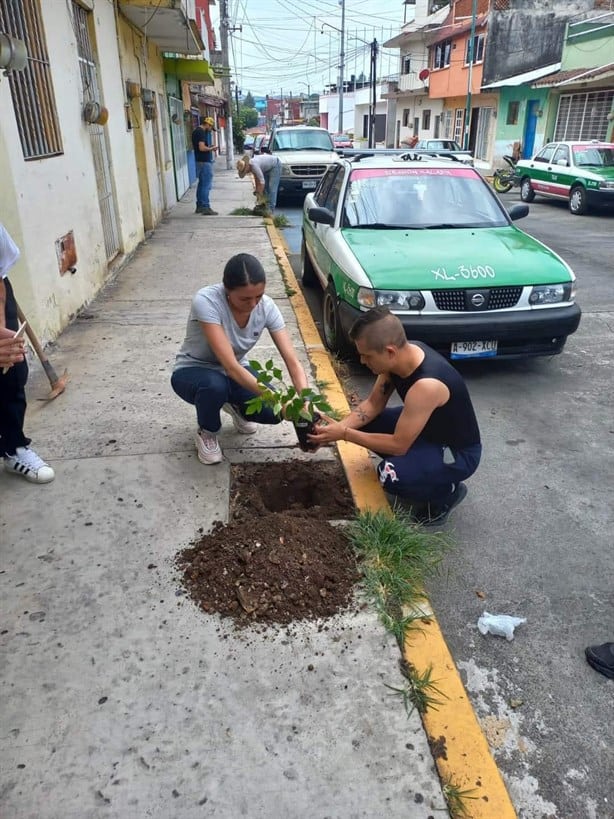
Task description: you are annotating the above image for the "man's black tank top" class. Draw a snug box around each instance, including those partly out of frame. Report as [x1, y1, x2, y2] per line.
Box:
[390, 342, 481, 449]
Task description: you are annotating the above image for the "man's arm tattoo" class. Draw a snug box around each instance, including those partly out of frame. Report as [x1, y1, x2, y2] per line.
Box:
[356, 406, 370, 423]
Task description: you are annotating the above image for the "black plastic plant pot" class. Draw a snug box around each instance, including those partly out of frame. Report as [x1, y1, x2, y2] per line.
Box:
[293, 412, 320, 452]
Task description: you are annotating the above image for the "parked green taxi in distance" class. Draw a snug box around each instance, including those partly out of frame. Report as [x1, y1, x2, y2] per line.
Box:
[301, 153, 581, 360]
[516, 140, 614, 215]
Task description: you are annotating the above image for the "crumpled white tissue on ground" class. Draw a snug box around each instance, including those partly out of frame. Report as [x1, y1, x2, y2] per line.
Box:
[477, 611, 526, 641]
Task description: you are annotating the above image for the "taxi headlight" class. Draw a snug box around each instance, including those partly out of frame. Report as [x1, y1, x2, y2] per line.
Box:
[357, 287, 425, 310]
[599, 181, 614, 190]
[529, 283, 573, 305]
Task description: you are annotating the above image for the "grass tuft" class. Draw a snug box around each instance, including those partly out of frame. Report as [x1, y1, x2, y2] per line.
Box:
[230, 207, 257, 216]
[273, 214, 290, 228]
[442, 777, 479, 817]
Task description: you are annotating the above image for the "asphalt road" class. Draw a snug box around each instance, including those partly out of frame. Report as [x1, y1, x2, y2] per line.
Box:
[278, 192, 614, 819]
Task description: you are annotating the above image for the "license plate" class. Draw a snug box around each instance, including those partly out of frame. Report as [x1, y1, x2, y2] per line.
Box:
[451, 340, 498, 359]
[302, 180, 317, 190]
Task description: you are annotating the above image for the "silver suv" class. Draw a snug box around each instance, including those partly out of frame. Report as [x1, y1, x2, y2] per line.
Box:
[269, 126, 339, 197]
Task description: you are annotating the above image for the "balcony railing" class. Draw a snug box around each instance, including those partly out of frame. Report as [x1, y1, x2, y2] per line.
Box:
[119, 0, 204, 55]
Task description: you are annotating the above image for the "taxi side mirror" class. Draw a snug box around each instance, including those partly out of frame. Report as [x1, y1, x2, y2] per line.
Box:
[308, 207, 335, 226]
[508, 204, 529, 221]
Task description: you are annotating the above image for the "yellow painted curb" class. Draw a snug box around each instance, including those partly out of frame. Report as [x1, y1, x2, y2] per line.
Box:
[266, 222, 517, 818]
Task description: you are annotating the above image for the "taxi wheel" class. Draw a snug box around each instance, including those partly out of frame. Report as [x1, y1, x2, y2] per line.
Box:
[322, 283, 354, 359]
[569, 185, 587, 216]
[301, 238, 317, 287]
[520, 177, 535, 203]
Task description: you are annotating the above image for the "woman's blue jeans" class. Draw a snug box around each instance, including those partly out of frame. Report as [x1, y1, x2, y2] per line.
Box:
[264, 158, 282, 210]
[171, 365, 281, 433]
[362, 407, 482, 502]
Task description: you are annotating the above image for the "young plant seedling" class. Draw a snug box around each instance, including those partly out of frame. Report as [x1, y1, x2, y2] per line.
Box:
[245, 358, 333, 423]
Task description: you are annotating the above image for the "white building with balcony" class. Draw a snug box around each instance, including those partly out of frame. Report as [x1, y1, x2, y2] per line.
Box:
[383, 0, 449, 147]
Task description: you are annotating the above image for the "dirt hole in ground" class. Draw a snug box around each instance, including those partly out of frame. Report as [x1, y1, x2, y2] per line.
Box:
[177, 460, 358, 627]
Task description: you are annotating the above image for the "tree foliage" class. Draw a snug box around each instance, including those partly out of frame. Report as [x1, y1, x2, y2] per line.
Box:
[243, 91, 255, 109]
[240, 107, 259, 129]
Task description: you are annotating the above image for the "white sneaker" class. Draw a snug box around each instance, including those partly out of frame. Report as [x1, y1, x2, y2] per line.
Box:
[4, 446, 55, 483]
[222, 403, 258, 435]
[194, 429, 223, 464]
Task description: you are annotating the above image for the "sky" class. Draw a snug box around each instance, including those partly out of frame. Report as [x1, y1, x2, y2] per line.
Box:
[218, 0, 413, 98]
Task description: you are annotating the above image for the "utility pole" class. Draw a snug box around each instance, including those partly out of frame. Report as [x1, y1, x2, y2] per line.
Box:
[338, 0, 346, 133]
[219, 0, 233, 168]
[368, 39, 378, 149]
[463, 0, 478, 151]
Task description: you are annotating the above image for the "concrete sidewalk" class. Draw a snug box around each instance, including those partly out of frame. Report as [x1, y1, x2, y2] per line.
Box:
[0, 168, 448, 818]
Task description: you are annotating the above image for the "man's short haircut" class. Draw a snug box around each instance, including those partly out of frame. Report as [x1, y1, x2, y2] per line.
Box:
[349, 306, 407, 352]
[222, 253, 266, 290]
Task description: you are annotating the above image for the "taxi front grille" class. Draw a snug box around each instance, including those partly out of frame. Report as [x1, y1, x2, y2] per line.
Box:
[433, 286, 523, 311]
[289, 164, 327, 177]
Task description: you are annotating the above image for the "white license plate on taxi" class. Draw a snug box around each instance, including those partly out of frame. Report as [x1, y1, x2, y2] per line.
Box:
[451, 340, 498, 359]
[302, 180, 317, 190]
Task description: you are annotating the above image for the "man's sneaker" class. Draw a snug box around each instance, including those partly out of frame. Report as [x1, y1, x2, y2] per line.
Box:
[195, 206, 206, 214]
[4, 446, 55, 483]
[222, 403, 258, 434]
[200, 207, 218, 216]
[415, 483, 468, 527]
[194, 430, 223, 464]
[585, 642, 614, 679]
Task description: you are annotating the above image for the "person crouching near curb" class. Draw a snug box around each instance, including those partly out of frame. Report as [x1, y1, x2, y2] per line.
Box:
[236, 152, 282, 214]
[171, 253, 310, 464]
[0, 222, 55, 483]
[308, 307, 481, 525]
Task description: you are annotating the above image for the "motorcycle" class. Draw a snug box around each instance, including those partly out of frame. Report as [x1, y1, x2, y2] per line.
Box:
[492, 154, 521, 194]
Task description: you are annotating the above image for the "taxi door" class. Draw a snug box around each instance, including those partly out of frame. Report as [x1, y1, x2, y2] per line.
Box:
[547, 144, 573, 200]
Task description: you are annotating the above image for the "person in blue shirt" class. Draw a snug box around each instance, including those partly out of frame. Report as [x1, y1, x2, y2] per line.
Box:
[192, 116, 218, 215]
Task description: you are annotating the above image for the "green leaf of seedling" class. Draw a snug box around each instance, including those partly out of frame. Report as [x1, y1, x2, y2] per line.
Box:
[300, 388, 315, 399]
[299, 408, 313, 421]
[273, 402, 283, 416]
[265, 359, 274, 370]
[272, 367, 283, 381]
[285, 386, 296, 400]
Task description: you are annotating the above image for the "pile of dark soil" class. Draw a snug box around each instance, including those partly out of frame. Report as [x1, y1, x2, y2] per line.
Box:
[177, 461, 358, 626]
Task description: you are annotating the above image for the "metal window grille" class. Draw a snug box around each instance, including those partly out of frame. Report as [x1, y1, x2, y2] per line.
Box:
[554, 91, 614, 141]
[475, 107, 493, 161]
[0, 0, 63, 159]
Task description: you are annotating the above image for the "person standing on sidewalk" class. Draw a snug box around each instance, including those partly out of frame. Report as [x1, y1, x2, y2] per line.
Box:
[309, 307, 481, 525]
[171, 253, 309, 464]
[0, 223, 54, 483]
[192, 116, 218, 216]
[236, 153, 282, 213]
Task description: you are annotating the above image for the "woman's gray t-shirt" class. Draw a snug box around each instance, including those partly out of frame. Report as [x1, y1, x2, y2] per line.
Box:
[174, 282, 285, 372]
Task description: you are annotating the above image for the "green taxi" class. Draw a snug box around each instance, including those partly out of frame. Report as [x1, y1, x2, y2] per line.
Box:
[301, 153, 581, 360]
[516, 141, 614, 215]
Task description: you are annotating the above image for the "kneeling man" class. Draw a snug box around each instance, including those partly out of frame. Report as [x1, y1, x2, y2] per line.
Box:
[309, 307, 481, 524]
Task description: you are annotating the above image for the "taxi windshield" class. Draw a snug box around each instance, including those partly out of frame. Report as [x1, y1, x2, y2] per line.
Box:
[572, 145, 614, 167]
[343, 167, 508, 229]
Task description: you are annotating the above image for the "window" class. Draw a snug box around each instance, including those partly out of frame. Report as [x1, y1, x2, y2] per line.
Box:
[506, 101, 520, 125]
[453, 108, 465, 144]
[324, 170, 344, 213]
[315, 168, 338, 206]
[465, 33, 485, 65]
[534, 144, 556, 163]
[401, 55, 411, 75]
[554, 91, 614, 141]
[0, 0, 63, 159]
[402, 108, 410, 127]
[552, 145, 570, 166]
[442, 109, 453, 138]
[432, 39, 451, 69]
[422, 109, 431, 131]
